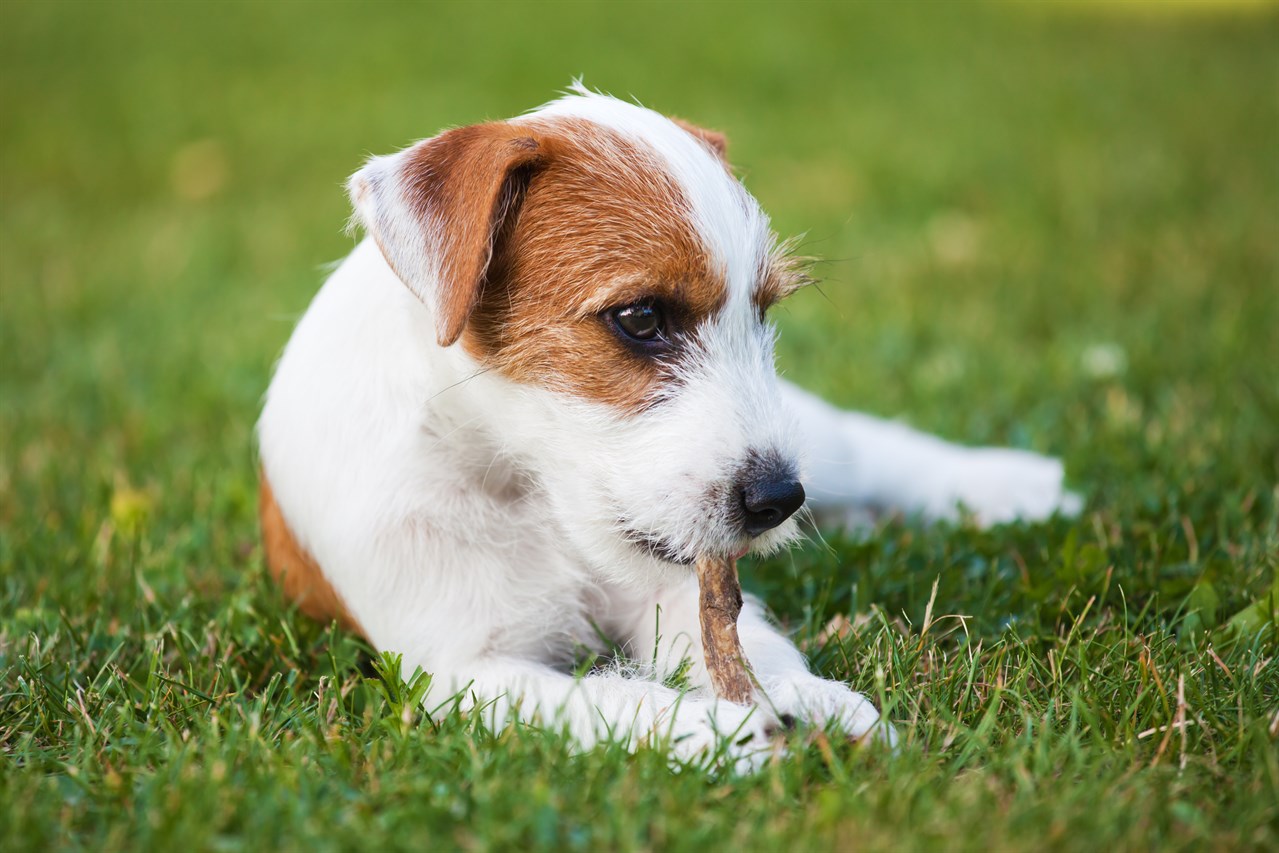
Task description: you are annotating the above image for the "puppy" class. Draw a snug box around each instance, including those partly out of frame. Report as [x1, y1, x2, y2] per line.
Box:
[258, 85, 1078, 768]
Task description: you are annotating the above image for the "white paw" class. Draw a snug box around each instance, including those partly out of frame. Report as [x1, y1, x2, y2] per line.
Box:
[919, 448, 1082, 527]
[650, 696, 780, 774]
[762, 676, 897, 748]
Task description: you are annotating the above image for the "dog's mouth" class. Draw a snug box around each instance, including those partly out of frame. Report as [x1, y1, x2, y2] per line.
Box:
[620, 528, 751, 565]
[622, 529, 694, 565]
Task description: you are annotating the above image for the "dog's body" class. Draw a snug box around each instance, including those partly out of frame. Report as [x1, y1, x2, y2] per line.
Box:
[259, 88, 1078, 767]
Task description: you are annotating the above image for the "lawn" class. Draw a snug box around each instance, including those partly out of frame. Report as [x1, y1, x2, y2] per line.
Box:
[2, 1, 1277, 850]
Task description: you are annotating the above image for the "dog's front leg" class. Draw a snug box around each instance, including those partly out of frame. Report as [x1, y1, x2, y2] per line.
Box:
[418, 656, 778, 771]
[634, 577, 893, 745]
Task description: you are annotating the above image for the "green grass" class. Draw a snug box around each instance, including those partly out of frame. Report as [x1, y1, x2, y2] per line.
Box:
[2, 1, 1277, 850]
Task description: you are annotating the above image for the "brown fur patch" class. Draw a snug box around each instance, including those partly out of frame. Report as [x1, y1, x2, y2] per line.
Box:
[460, 118, 729, 413]
[260, 474, 364, 636]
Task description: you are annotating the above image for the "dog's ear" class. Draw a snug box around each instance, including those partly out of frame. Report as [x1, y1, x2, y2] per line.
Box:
[671, 118, 728, 161]
[348, 124, 544, 347]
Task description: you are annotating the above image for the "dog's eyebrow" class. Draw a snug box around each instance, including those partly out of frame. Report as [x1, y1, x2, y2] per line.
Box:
[575, 277, 724, 319]
[753, 249, 814, 318]
[576, 278, 659, 316]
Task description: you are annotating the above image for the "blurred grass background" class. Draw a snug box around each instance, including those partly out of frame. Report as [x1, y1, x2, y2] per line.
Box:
[2, 1, 1277, 850]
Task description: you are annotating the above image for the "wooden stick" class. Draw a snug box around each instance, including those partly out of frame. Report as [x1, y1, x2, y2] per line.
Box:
[695, 553, 754, 705]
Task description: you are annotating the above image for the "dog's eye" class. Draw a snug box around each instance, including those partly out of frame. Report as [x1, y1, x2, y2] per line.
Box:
[611, 303, 665, 342]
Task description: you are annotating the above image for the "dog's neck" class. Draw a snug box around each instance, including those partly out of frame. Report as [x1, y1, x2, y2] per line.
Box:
[356, 241, 550, 511]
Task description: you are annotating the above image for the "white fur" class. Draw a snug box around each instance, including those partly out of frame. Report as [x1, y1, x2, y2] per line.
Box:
[258, 89, 1078, 770]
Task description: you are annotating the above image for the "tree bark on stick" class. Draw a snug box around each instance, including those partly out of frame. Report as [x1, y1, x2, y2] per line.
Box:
[695, 553, 754, 705]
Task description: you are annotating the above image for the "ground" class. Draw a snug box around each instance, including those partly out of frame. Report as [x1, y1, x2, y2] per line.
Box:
[1, 2, 1276, 850]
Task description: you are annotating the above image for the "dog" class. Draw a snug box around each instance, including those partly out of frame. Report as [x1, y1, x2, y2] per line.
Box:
[258, 85, 1079, 769]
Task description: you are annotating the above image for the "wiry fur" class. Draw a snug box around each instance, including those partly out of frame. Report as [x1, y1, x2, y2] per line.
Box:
[258, 86, 1079, 770]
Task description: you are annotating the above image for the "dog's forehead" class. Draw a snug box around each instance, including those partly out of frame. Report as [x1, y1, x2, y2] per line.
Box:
[514, 91, 773, 306]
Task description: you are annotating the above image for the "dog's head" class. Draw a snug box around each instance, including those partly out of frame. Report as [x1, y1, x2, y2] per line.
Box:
[349, 86, 810, 582]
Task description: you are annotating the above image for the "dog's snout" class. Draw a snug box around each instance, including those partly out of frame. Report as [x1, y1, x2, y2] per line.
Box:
[738, 456, 805, 537]
[741, 477, 805, 535]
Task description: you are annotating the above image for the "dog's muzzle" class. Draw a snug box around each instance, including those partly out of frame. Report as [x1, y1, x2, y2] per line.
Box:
[619, 451, 805, 565]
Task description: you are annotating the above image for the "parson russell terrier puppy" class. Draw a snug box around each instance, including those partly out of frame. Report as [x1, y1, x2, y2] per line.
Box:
[258, 86, 1080, 768]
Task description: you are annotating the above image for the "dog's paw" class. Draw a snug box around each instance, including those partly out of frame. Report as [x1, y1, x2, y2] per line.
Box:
[917, 448, 1082, 527]
[762, 676, 897, 748]
[651, 696, 780, 774]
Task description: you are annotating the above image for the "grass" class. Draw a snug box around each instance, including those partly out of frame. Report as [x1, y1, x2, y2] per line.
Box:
[2, 1, 1277, 850]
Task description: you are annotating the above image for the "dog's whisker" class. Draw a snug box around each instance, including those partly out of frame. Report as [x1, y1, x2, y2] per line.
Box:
[422, 367, 493, 407]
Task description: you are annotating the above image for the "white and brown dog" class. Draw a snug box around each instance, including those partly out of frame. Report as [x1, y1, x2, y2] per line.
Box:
[258, 86, 1078, 768]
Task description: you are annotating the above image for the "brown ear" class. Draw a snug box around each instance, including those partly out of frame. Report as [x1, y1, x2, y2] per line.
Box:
[348, 124, 544, 347]
[671, 117, 728, 161]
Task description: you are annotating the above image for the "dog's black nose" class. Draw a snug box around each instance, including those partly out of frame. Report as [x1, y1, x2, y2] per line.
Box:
[739, 472, 805, 537]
